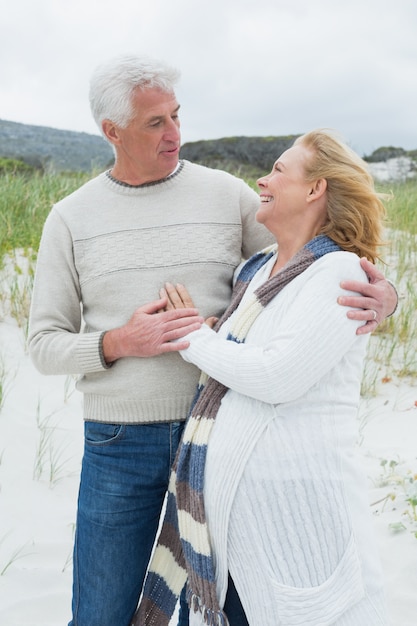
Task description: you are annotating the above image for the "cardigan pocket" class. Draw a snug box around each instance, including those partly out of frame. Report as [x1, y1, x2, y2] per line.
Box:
[270, 534, 365, 626]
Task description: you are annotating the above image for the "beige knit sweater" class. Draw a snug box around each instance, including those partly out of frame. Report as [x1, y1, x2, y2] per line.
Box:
[28, 160, 273, 423]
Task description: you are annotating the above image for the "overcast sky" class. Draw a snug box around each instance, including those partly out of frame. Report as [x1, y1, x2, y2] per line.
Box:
[1, 0, 416, 157]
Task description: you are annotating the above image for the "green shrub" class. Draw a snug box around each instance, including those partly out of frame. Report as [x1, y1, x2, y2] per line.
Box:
[0, 157, 37, 175]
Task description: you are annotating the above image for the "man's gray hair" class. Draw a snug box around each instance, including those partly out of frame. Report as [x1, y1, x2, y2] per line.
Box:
[89, 54, 181, 132]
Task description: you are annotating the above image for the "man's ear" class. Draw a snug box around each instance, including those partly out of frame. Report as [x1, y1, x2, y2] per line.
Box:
[307, 178, 327, 202]
[101, 119, 120, 145]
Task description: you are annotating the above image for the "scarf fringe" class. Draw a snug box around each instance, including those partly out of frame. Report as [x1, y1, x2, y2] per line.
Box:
[188, 590, 230, 626]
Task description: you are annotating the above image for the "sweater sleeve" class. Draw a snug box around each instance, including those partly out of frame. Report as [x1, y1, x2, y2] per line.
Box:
[179, 254, 369, 404]
[28, 209, 106, 375]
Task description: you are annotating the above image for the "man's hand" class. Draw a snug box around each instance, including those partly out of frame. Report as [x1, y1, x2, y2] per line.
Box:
[338, 257, 398, 336]
[102, 297, 204, 363]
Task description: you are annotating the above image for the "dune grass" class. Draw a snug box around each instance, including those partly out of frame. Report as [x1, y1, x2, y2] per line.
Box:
[0, 170, 90, 263]
[0, 171, 91, 338]
[361, 179, 417, 394]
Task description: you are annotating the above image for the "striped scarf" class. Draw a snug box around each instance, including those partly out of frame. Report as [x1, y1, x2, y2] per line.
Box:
[132, 234, 340, 626]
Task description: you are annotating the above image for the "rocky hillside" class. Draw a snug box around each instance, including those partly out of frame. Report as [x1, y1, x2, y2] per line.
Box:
[1, 118, 416, 180]
[180, 135, 300, 174]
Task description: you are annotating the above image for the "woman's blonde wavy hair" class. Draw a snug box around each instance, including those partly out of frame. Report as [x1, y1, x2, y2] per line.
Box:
[295, 129, 388, 263]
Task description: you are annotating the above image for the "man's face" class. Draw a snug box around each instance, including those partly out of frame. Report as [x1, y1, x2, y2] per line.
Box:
[105, 87, 181, 185]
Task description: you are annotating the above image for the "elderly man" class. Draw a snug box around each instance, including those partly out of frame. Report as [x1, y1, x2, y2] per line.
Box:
[28, 55, 397, 626]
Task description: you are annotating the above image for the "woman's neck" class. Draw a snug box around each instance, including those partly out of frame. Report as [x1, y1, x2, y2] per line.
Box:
[270, 231, 320, 276]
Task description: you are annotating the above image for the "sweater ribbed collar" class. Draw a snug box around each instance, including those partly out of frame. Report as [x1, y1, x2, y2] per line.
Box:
[105, 160, 184, 188]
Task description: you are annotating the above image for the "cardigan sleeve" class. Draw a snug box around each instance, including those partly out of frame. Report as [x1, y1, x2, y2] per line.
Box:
[179, 253, 369, 404]
[28, 208, 106, 375]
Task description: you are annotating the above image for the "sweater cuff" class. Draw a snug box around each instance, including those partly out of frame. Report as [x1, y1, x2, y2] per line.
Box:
[76, 331, 111, 372]
[386, 279, 399, 317]
[178, 324, 214, 362]
[99, 331, 113, 369]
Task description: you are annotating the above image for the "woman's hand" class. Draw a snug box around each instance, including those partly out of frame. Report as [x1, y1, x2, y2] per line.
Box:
[160, 283, 219, 329]
[160, 283, 195, 309]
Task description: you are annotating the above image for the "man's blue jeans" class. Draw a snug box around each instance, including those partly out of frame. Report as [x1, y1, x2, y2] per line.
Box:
[68, 421, 188, 626]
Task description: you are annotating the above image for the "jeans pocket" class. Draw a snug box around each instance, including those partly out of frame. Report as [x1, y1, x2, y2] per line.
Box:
[84, 421, 125, 446]
[270, 534, 365, 626]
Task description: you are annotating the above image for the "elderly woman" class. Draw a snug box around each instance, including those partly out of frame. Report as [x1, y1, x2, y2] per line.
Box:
[134, 130, 388, 626]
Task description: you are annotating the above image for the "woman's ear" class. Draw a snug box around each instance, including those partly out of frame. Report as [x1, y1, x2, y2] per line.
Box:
[307, 178, 327, 202]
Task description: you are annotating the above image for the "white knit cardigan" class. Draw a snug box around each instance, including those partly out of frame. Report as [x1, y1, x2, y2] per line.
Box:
[179, 251, 388, 626]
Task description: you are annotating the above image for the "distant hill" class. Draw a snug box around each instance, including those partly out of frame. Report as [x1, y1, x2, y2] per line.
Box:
[0, 119, 113, 172]
[0, 118, 416, 178]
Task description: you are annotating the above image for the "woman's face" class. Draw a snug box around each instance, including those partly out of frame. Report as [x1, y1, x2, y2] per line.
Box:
[255, 144, 314, 232]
